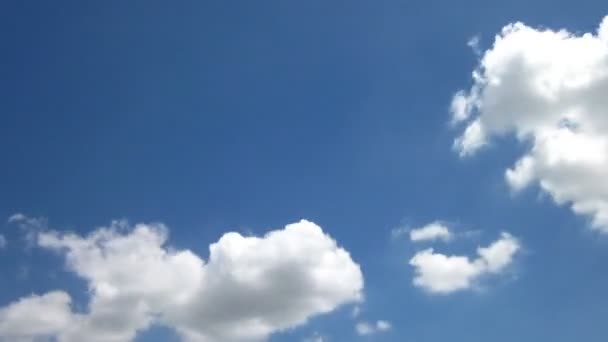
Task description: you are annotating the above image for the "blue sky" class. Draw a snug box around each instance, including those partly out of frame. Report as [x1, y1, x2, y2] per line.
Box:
[1, 1, 608, 341]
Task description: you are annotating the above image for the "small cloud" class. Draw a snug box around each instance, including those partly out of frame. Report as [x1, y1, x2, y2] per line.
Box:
[7, 213, 26, 223]
[6, 213, 47, 247]
[303, 332, 326, 342]
[409, 232, 520, 294]
[355, 320, 392, 336]
[356, 322, 374, 336]
[467, 35, 482, 55]
[0, 235, 6, 249]
[409, 222, 452, 242]
[7, 213, 47, 230]
[376, 320, 391, 331]
[394, 221, 480, 242]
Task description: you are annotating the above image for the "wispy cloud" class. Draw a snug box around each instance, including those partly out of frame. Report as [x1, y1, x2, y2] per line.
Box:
[355, 320, 392, 336]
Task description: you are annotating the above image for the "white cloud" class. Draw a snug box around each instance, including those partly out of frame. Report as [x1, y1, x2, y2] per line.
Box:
[0, 291, 74, 341]
[409, 222, 452, 242]
[6, 213, 47, 247]
[0, 235, 6, 249]
[409, 233, 520, 294]
[355, 322, 374, 336]
[6, 213, 46, 229]
[0, 219, 363, 342]
[376, 320, 391, 331]
[477, 233, 521, 273]
[302, 332, 326, 342]
[355, 320, 391, 336]
[451, 15, 608, 232]
[467, 35, 482, 56]
[7, 213, 26, 223]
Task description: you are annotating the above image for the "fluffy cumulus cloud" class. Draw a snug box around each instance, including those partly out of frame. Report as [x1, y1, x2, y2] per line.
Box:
[409, 233, 520, 294]
[0, 219, 363, 342]
[0, 291, 74, 341]
[355, 320, 391, 336]
[452, 15, 608, 232]
[409, 222, 452, 242]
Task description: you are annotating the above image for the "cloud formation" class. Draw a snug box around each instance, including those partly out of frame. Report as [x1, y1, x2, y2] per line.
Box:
[409, 222, 452, 242]
[409, 233, 520, 294]
[355, 320, 391, 336]
[452, 16, 608, 232]
[6, 213, 47, 247]
[0, 291, 73, 341]
[302, 332, 326, 342]
[0, 219, 363, 342]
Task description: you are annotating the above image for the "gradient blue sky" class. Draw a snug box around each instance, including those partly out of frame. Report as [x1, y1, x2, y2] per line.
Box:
[1, 1, 608, 341]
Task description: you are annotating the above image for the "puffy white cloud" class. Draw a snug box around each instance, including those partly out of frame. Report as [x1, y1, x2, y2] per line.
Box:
[355, 320, 391, 336]
[174, 220, 363, 341]
[37, 223, 203, 342]
[409, 222, 452, 242]
[451, 15, 608, 232]
[477, 233, 521, 273]
[0, 291, 74, 342]
[409, 233, 519, 294]
[409, 250, 479, 293]
[0, 219, 363, 342]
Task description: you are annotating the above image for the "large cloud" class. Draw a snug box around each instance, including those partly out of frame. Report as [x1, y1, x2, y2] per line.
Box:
[0, 219, 363, 342]
[409, 233, 520, 294]
[452, 15, 608, 231]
